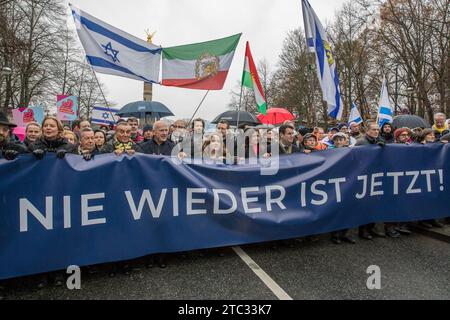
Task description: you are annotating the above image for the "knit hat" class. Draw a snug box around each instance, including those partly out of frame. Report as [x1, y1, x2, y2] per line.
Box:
[143, 124, 153, 133]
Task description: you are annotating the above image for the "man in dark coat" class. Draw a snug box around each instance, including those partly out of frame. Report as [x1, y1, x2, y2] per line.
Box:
[278, 124, 302, 155]
[355, 120, 386, 240]
[0, 112, 28, 160]
[380, 122, 394, 144]
[140, 120, 177, 156]
[73, 128, 100, 160]
[100, 121, 142, 155]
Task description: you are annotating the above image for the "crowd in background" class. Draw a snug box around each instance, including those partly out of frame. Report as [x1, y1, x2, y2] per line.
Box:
[1, 110, 450, 297]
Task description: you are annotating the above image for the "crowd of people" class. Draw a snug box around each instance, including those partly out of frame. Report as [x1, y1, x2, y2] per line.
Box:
[1, 110, 450, 298]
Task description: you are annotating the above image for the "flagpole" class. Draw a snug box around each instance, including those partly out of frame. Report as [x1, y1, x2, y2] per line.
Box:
[236, 44, 248, 130]
[91, 68, 117, 125]
[187, 90, 210, 128]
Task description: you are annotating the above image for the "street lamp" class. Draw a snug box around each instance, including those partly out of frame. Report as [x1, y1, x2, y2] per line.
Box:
[406, 86, 415, 114]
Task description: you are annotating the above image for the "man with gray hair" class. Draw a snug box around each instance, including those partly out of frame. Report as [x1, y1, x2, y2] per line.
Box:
[140, 120, 177, 156]
[432, 112, 448, 140]
[74, 128, 99, 160]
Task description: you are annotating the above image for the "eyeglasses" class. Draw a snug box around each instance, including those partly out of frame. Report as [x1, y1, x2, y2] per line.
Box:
[173, 125, 185, 129]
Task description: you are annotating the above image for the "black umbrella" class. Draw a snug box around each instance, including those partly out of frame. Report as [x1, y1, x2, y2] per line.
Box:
[117, 101, 174, 122]
[211, 111, 261, 127]
[392, 115, 430, 129]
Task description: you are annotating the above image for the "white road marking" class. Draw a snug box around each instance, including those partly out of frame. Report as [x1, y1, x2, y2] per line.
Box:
[232, 246, 293, 300]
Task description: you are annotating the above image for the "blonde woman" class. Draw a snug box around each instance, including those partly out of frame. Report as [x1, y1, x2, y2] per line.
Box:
[28, 116, 76, 159]
[63, 130, 78, 146]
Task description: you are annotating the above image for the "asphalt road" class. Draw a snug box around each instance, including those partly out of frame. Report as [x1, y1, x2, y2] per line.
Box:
[3, 232, 450, 300]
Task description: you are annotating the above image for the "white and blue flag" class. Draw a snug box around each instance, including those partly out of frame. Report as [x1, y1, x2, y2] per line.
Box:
[377, 77, 393, 127]
[348, 103, 363, 125]
[91, 106, 120, 125]
[69, 4, 161, 83]
[302, 0, 343, 120]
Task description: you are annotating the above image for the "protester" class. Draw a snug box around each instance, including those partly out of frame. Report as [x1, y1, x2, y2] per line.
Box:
[380, 122, 394, 144]
[74, 128, 99, 160]
[24, 122, 42, 148]
[417, 129, 445, 228]
[278, 125, 301, 155]
[329, 132, 356, 244]
[349, 122, 363, 140]
[418, 129, 435, 144]
[80, 119, 91, 130]
[321, 127, 338, 147]
[356, 120, 385, 240]
[71, 120, 81, 137]
[179, 118, 205, 160]
[63, 130, 78, 146]
[202, 133, 229, 162]
[94, 129, 107, 149]
[389, 127, 414, 236]
[0, 112, 27, 160]
[327, 132, 348, 150]
[140, 120, 176, 268]
[302, 133, 318, 154]
[141, 121, 176, 156]
[216, 120, 230, 138]
[313, 127, 328, 150]
[100, 121, 142, 155]
[338, 123, 348, 134]
[170, 120, 187, 144]
[432, 113, 448, 140]
[141, 124, 154, 143]
[127, 117, 144, 143]
[29, 116, 77, 159]
[394, 127, 412, 145]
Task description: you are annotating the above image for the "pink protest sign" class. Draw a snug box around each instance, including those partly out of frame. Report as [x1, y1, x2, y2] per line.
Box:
[56, 96, 78, 121]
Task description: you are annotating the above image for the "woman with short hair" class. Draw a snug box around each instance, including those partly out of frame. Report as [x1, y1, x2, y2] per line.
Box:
[24, 122, 42, 148]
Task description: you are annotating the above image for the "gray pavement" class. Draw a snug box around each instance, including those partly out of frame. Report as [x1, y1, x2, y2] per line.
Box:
[3, 233, 450, 300]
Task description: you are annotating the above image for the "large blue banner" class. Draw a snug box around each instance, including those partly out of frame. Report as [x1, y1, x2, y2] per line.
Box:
[1, 144, 449, 280]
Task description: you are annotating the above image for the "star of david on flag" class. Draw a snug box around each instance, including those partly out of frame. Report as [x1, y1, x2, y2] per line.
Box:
[91, 106, 120, 125]
[69, 3, 161, 83]
[102, 42, 120, 63]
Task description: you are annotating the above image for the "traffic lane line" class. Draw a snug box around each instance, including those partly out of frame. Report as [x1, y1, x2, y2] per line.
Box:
[232, 246, 293, 300]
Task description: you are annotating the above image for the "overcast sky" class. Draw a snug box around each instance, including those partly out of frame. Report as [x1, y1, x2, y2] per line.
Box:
[67, 0, 346, 121]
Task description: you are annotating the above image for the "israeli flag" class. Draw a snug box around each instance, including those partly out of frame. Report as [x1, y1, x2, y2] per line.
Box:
[69, 4, 161, 83]
[377, 77, 393, 127]
[91, 106, 120, 125]
[301, 0, 343, 120]
[348, 103, 363, 125]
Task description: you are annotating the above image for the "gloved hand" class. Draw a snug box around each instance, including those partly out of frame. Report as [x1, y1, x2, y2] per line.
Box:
[377, 141, 385, 147]
[4, 150, 19, 161]
[32, 149, 45, 160]
[56, 149, 67, 159]
[83, 152, 93, 161]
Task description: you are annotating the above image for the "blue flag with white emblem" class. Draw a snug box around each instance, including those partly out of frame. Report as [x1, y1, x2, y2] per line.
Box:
[91, 106, 120, 125]
[302, 0, 343, 120]
[69, 4, 161, 83]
